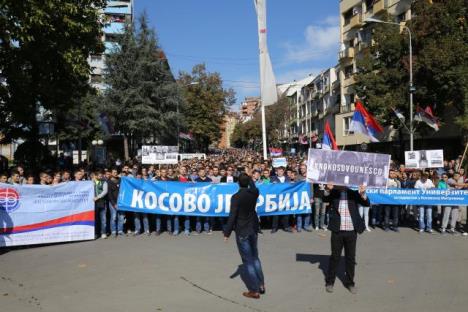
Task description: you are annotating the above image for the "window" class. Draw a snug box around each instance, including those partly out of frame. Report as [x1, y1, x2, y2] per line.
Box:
[365, 0, 375, 12]
[344, 65, 354, 79]
[343, 117, 354, 136]
[343, 9, 353, 25]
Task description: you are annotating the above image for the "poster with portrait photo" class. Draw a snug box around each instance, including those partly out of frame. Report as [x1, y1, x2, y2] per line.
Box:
[306, 149, 391, 188]
[141, 145, 179, 164]
[404, 149, 444, 169]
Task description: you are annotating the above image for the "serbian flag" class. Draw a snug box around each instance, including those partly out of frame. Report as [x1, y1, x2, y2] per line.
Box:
[414, 106, 439, 131]
[322, 121, 338, 150]
[350, 101, 384, 142]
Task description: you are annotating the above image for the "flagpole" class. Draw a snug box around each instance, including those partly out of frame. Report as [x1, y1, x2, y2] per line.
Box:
[457, 141, 468, 172]
[261, 100, 268, 159]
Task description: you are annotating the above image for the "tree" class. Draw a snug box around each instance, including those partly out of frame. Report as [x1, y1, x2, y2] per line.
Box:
[0, 0, 106, 143]
[103, 13, 183, 155]
[179, 64, 235, 151]
[231, 96, 289, 148]
[410, 0, 468, 131]
[354, 0, 468, 134]
[354, 13, 408, 127]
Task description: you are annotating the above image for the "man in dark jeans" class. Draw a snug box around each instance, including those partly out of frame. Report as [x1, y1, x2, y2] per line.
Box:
[323, 184, 369, 294]
[224, 173, 265, 299]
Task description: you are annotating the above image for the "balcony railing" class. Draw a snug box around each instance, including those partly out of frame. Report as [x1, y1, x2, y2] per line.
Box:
[349, 14, 362, 29]
[372, 0, 386, 14]
[339, 47, 355, 61]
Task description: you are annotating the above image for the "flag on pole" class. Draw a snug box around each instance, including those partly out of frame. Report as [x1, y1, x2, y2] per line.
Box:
[254, 0, 278, 106]
[322, 121, 338, 150]
[391, 107, 406, 123]
[349, 101, 384, 142]
[414, 106, 439, 131]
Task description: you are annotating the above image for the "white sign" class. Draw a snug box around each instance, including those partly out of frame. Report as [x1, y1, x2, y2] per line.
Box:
[272, 157, 287, 168]
[141, 145, 179, 164]
[0, 182, 95, 247]
[405, 149, 444, 169]
[306, 149, 391, 188]
[179, 153, 206, 160]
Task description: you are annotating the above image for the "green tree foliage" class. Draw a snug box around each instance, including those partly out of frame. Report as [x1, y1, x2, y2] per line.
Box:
[231, 96, 289, 148]
[410, 0, 468, 131]
[0, 0, 106, 141]
[354, 0, 468, 132]
[178, 64, 235, 151]
[354, 16, 407, 127]
[103, 13, 183, 150]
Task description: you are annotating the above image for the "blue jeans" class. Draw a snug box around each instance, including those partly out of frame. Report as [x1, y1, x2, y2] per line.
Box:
[134, 213, 149, 233]
[296, 214, 311, 231]
[183, 217, 191, 234]
[95, 205, 107, 235]
[196, 217, 210, 233]
[419, 206, 433, 230]
[155, 215, 171, 233]
[236, 233, 264, 292]
[372, 205, 382, 226]
[109, 203, 125, 234]
[314, 198, 327, 228]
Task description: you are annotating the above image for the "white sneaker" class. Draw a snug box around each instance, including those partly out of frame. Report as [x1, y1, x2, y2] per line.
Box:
[366, 227, 371, 232]
[419, 229, 424, 233]
[314, 227, 319, 231]
[100, 234, 107, 239]
[462, 232, 468, 236]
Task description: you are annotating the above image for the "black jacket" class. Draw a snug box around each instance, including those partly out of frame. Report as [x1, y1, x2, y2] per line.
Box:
[107, 177, 120, 206]
[224, 180, 259, 238]
[323, 188, 370, 234]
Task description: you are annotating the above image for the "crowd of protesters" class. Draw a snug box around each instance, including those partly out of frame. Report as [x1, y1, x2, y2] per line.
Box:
[1, 149, 467, 238]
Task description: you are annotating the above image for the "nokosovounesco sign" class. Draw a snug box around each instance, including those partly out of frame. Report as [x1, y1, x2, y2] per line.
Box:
[117, 177, 312, 217]
[306, 149, 391, 188]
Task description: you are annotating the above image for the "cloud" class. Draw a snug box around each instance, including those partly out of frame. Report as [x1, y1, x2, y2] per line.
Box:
[283, 16, 340, 64]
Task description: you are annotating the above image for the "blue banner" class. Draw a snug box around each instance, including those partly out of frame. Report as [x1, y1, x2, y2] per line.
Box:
[117, 178, 312, 216]
[366, 188, 468, 206]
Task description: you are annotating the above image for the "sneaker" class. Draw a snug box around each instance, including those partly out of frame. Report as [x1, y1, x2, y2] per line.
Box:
[419, 229, 424, 233]
[325, 284, 334, 293]
[384, 227, 390, 232]
[145, 231, 151, 236]
[117, 231, 124, 236]
[314, 227, 319, 231]
[270, 229, 278, 234]
[365, 227, 371, 232]
[462, 232, 468, 236]
[206, 230, 213, 235]
[427, 229, 434, 234]
[100, 234, 107, 239]
[347, 285, 357, 294]
[184, 231, 190, 236]
[133, 231, 140, 236]
[304, 227, 313, 232]
[392, 227, 400, 233]
[441, 228, 446, 234]
[173, 231, 179, 236]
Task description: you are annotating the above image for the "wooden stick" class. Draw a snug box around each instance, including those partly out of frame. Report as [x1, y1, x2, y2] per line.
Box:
[457, 141, 468, 172]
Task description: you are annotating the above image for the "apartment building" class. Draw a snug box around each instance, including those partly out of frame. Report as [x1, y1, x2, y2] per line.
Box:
[240, 97, 261, 123]
[336, 0, 411, 146]
[218, 113, 239, 149]
[89, 0, 134, 90]
[280, 68, 339, 150]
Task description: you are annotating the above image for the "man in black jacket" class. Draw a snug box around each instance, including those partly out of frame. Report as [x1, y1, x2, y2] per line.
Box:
[224, 173, 265, 299]
[323, 184, 369, 294]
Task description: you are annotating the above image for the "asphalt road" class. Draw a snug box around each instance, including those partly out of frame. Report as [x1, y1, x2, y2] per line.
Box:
[1, 228, 468, 312]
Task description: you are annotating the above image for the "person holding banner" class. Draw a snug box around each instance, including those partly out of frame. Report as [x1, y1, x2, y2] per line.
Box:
[324, 184, 369, 294]
[92, 170, 108, 239]
[414, 172, 436, 233]
[270, 167, 292, 233]
[224, 173, 265, 299]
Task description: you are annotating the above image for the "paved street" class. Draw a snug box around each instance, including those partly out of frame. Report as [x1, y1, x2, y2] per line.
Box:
[1, 228, 468, 312]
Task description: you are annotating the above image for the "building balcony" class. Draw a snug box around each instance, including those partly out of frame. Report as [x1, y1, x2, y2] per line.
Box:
[342, 75, 356, 88]
[349, 14, 362, 29]
[104, 22, 125, 34]
[104, 41, 119, 54]
[372, 0, 386, 14]
[105, 4, 131, 15]
[340, 103, 355, 114]
[339, 47, 355, 61]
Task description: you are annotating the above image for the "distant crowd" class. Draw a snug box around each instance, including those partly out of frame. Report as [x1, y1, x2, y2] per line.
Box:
[1, 149, 467, 238]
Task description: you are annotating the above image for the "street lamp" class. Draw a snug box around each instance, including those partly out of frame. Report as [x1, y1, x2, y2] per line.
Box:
[364, 17, 415, 151]
[178, 81, 199, 151]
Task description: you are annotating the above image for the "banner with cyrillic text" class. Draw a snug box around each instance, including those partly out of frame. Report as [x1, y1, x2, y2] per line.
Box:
[117, 178, 312, 216]
[366, 188, 468, 206]
[0, 182, 95, 247]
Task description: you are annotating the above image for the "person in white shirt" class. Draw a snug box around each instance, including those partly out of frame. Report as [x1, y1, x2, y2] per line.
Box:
[414, 172, 435, 233]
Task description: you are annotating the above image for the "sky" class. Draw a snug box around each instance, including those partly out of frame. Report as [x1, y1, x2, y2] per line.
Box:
[134, 0, 340, 110]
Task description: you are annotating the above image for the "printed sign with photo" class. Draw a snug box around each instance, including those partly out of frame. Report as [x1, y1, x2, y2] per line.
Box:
[404, 149, 444, 169]
[141, 145, 179, 164]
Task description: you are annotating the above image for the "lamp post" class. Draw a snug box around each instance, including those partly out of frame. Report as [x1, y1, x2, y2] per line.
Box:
[365, 17, 414, 151]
